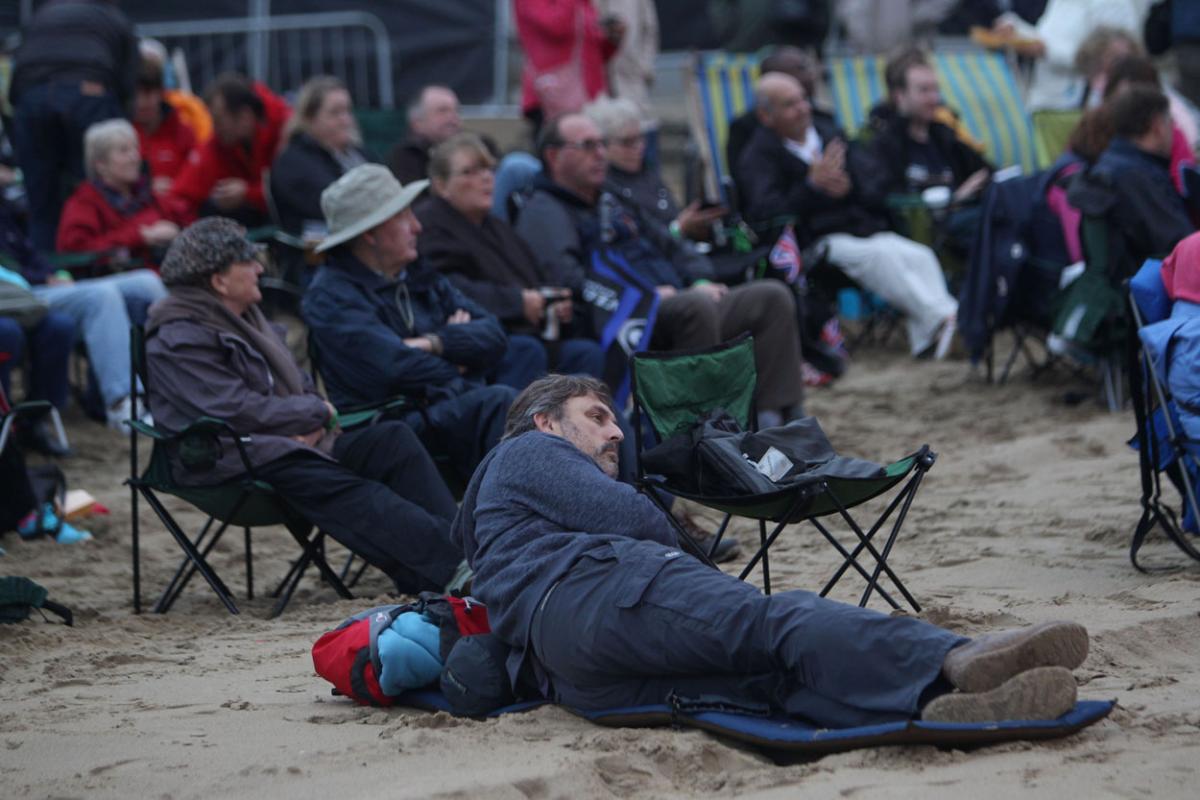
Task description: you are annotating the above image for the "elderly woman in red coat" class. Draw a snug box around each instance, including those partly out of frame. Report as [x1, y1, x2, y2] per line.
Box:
[56, 118, 192, 266]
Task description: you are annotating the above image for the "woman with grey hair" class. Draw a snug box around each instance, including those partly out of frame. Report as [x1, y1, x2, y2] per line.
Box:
[144, 217, 471, 595]
[585, 97, 725, 242]
[57, 117, 190, 262]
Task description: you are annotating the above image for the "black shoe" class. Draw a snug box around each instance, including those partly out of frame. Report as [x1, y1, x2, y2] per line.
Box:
[18, 419, 74, 458]
[673, 510, 742, 564]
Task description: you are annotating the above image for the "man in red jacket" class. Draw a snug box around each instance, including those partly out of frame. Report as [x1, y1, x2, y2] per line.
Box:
[133, 57, 196, 195]
[170, 73, 290, 225]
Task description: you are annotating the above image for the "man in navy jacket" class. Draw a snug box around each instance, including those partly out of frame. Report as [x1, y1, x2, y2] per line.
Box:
[451, 374, 1091, 726]
[302, 164, 515, 485]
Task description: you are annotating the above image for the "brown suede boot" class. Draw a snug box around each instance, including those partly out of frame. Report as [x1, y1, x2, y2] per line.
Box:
[922, 666, 1077, 724]
[942, 621, 1089, 693]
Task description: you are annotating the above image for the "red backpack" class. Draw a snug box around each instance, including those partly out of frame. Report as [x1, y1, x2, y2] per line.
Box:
[311, 593, 489, 707]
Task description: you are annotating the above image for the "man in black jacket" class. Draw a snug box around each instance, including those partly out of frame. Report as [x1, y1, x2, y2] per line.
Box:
[867, 49, 992, 254]
[515, 113, 805, 428]
[1067, 85, 1194, 280]
[8, 0, 138, 251]
[868, 49, 992, 201]
[736, 72, 959, 359]
[388, 86, 463, 186]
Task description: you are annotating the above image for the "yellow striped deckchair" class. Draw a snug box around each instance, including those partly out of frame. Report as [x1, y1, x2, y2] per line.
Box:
[827, 50, 1036, 172]
[687, 51, 762, 200]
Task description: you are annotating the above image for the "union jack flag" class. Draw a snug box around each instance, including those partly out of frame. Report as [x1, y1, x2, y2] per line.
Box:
[768, 224, 803, 286]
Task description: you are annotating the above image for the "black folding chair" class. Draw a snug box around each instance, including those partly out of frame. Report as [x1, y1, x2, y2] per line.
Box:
[126, 325, 352, 617]
[631, 335, 933, 610]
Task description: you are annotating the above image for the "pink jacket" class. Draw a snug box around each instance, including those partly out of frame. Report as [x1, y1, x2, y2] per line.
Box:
[514, 0, 617, 115]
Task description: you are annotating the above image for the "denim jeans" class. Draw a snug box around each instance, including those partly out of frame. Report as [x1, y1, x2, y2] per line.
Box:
[33, 270, 166, 406]
[10, 81, 124, 251]
[0, 311, 75, 407]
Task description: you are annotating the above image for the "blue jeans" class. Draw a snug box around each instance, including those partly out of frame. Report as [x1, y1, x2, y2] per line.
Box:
[10, 80, 124, 251]
[491, 335, 608, 391]
[33, 270, 166, 406]
[0, 312, 75, 408]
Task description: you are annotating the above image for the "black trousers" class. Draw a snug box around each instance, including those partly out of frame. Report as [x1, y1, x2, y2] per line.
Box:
[402, 384, 516, 486]
[255, 422, 462, 593]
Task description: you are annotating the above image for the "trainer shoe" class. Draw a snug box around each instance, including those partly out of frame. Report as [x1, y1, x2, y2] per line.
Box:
[922, 666, 1077, 724]
[942, 620, 1089, 694]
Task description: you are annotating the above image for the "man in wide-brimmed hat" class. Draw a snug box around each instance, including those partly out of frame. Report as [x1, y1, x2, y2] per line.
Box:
[302, 164, 516, 485]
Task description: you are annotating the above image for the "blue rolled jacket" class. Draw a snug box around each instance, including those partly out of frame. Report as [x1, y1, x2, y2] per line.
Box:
[302, 249, 509, 408]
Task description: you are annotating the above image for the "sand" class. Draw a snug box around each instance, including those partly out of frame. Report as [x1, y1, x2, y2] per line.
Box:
[2, 342, 1199, 799]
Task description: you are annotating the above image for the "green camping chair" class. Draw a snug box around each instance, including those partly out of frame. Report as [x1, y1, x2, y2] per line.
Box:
[125, 326, 353, 617]
[1052, 214, 1128, 411]
[630, 335, 933, 609]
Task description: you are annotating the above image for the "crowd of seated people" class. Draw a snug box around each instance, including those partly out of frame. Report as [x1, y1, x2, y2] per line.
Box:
[3, 0, 1197, 605]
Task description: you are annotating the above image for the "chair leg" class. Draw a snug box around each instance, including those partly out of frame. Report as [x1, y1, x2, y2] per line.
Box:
[244, 527, 254, 600]
[824, 483, 923, 611]
[858, 472, 926, 611]
[140, 489, 239, 615]
[156, 515, 216, 605]
[130, 481, 141, 615]
[156, 517, 234, 614]
[808, 517, 901, 609]
[759, 519, 771, 595]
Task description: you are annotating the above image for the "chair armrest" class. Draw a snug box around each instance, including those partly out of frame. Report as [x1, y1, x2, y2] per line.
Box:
[137, 416, 259, 475]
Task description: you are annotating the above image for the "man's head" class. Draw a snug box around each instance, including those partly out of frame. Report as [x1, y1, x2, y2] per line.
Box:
[1102, 53, 1161, 102]
[1108, 84, 1173, 158]
[408, 86, 462, 145]
[206, 73, 265, 146]
[760, 46, 821, 103]
[134, 57, 165, 129]
[537, 114, 609, 200]
[885, 48, 940, 124]
[754, 72, 811, 141]
[317, 164, 428, 273]
[160, 218, 263, 312]
[504, 374, 623, 478]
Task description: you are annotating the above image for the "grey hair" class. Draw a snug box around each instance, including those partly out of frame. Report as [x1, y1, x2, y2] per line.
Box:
[407, 84, 455, 124]
[84, 118, 138, 180]
[584, 96, 643, 139]
[503, 374, 617, 440]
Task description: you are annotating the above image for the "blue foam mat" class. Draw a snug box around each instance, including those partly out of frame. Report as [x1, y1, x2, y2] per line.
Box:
[394, 690, 1114, 754]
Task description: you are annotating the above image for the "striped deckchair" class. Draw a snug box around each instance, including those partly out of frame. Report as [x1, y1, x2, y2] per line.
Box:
[828, 50, 1036, 172]
[687, 51, 762, 200]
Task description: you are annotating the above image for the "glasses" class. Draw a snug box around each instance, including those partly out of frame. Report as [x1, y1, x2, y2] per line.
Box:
[450, 163, 496, 179]
[611, 134, 645, 148]
[557, 138, 608, 154]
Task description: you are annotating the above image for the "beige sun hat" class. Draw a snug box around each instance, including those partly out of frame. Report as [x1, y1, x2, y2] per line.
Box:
[315, 164, 429, 253]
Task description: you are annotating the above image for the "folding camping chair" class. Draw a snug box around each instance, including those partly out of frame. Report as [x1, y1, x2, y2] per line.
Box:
[630, 335, 934, 609]
[1127, 258, 1200, 570]
[125, 325, 353, 617]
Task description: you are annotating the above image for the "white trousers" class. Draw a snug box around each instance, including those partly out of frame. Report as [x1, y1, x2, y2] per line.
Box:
[821, 232, 958, 354]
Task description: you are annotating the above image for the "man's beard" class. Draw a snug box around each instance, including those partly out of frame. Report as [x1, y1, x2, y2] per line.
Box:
[562, 421, 619, 478]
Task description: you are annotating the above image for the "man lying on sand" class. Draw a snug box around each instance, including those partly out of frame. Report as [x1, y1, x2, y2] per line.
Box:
[451, 374, 1090, 726]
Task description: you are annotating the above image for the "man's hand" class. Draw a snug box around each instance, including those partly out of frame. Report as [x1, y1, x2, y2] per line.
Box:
[446, 309, 471, 325]
[522, 288, 547, 326]
[292, 428, 324, 447]
[675, 200, 727, 241]
[403, 336, 434, 352]
[809, 140, 851, 198]
[139, 219, 180, 247]
[211, 178, 248, 210]
[656, 285, 678, 300]
[953, 168, 990, 203]
[692, 282, 728, 303]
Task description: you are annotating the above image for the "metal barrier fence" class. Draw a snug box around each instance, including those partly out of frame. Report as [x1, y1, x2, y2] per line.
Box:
[136, 11, 395, 108]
